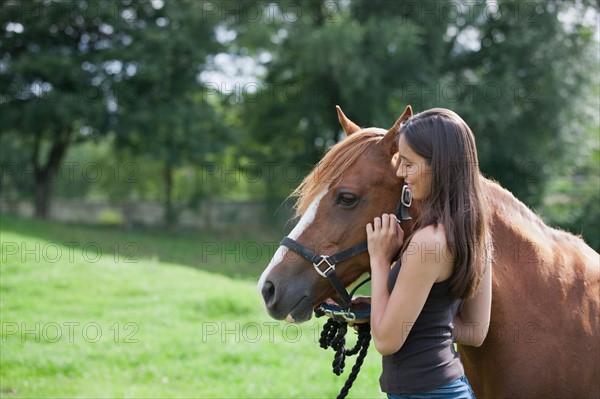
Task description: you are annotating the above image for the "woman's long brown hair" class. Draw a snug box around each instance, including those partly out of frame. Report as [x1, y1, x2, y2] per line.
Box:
[400, 108, 489, 299]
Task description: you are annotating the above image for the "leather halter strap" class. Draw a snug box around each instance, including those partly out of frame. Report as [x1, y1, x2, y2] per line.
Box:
[280, 185, 412, 312]
[280, 237, 369, 270]
[280, 236, 366, 309]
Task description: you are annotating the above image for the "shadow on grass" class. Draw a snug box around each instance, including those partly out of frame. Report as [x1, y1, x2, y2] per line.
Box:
[0, 213, 287, 282]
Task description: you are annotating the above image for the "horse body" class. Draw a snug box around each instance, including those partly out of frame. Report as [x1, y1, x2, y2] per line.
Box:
[461, 179, 600, 398]
[259, 106, 600, 398]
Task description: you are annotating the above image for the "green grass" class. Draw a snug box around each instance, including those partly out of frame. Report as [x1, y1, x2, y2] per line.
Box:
[0, 214, 385, 398]
[0, 214, 279, 281]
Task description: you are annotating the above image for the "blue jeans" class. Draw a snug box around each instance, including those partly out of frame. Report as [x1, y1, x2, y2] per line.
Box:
[387, 375, 475, 399]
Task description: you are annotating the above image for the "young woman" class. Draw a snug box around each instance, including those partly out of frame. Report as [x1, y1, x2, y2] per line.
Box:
[366, 108, 492, 398]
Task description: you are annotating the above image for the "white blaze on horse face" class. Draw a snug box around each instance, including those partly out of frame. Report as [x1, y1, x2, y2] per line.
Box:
[257, 189, 328, 293]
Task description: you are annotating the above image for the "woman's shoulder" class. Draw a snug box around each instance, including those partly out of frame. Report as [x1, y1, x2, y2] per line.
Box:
[404, 224, 453, 281]
[410, 223, 448, 247]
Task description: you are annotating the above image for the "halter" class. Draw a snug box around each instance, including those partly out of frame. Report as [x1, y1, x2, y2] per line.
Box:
[280, 184, 413, 317]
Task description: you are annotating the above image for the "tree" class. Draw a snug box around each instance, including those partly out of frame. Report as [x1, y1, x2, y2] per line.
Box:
[1, 1, 229, 226]
[0, 0, 131, 218]
[223, 0, 598, 245]
[233, 0, 597, 207]
[440, 0, 598, 205]
[112, 0, 229, 227]
[232, 0, 431, 200]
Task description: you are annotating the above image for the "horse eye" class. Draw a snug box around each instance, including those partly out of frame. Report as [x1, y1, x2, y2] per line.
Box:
[337, 193, 358, 207]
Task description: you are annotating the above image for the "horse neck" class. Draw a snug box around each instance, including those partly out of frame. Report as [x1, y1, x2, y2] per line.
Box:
[482, 177, 597, 276]
[484, 178, 552, 241]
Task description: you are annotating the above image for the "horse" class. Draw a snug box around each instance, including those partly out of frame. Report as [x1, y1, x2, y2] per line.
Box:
[258, 105, 600, 398]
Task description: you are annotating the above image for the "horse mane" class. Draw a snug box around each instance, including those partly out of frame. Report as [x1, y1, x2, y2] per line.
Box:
[291, 128, 386, 217]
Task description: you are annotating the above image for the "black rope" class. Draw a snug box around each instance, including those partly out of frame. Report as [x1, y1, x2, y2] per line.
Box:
[318, 318, 371, 399]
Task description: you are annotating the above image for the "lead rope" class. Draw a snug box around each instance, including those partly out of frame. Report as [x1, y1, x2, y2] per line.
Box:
[315, 276, 372, 399]
[318, 318, 371, 399]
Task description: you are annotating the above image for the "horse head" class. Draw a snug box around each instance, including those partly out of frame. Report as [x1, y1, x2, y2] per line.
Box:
[258, 105, 415, 322]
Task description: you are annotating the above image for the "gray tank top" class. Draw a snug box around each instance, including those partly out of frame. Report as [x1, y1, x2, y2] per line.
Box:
[379, 260, 465, 394]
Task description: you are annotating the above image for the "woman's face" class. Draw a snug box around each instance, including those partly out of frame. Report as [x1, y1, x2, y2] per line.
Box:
[396, 134, 433, 201]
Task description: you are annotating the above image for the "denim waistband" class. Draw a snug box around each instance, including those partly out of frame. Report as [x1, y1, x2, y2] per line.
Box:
[387, 375, 475, 399]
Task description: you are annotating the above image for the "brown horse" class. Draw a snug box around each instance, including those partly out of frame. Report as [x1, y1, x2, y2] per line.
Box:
[258, 106, 600, 398]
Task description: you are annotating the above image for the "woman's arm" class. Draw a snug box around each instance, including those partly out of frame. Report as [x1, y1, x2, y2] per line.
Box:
[453, 257, 492, 347]
[367, 214, 452, 356]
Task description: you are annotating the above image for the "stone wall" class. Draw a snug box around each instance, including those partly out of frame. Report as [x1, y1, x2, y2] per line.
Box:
[0, 199, 293, 232]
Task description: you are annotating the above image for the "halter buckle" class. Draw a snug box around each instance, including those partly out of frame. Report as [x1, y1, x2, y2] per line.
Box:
[313, 256, 335, 278]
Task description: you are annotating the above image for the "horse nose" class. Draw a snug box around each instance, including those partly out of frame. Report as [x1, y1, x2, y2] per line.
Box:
[261, 280, 276, 307]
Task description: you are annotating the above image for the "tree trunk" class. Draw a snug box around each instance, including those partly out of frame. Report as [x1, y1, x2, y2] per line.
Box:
[164, 161, 176, 229]
[32, 130, 71, 219]
[34, 173, 52, 219]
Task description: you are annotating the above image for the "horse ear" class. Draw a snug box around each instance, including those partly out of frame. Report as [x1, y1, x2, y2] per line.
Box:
[380, 105, 413, 154]
[336, 105, 361, 136]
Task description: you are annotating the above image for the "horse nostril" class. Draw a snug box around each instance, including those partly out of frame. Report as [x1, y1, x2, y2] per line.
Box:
[261, 280, 276, 306]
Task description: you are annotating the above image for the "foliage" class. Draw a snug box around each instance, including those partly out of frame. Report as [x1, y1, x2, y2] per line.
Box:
[0, 0, 133, 217]
[441, 0, 599, 206]
[226, 0, 599, 244]
[233, 1, 431, 199]
[233, 1, 598, 203]
[1, 0, 597, 245]
[0, 0, 231, 226]
[111, 0, 232, 226]
[537, 78, 600, 251]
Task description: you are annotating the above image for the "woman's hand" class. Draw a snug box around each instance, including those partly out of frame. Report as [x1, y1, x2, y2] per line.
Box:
[366, 213, 404, 270]
[349, 296, 372, 330]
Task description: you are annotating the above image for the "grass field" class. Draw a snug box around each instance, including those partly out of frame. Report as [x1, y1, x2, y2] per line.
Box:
[0, 214, 385, 398]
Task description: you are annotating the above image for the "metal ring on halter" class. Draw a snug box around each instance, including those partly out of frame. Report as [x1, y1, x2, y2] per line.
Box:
[401, 185, 412, 208]
[313, 256, 335, 278]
